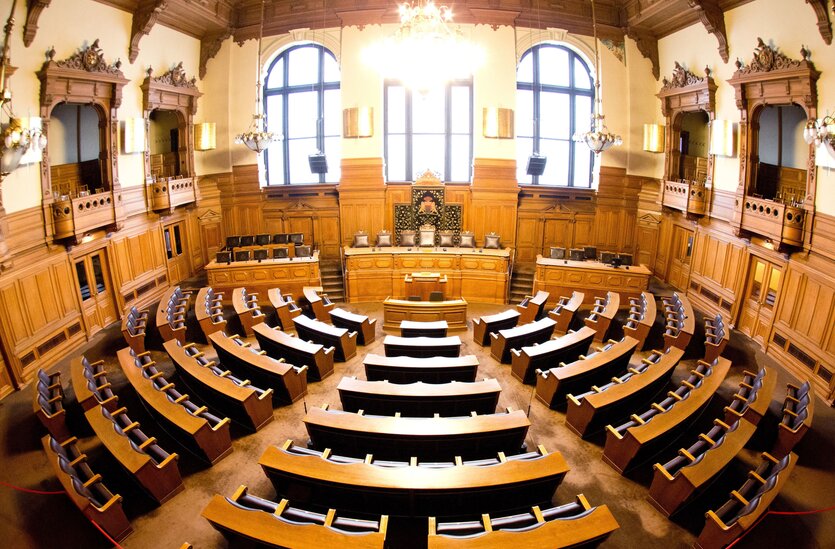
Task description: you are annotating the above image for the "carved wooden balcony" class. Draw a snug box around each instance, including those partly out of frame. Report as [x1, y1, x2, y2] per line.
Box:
[662, 180, 709, 216]
[740, 196, 805, 247]
[52, 191, 117, 240]
[147, 176, 196, 211]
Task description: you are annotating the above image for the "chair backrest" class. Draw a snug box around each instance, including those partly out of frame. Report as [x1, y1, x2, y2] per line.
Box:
[296, 245, 312, 258]
[289, 233, 304, 245]
[399, 230, 416, 247]
[273, 233, 288, 244]
[550, 247, 566, 259]
[253, 249, 268, 261]
[429, 291, 444, 302]
[376, 230, 393, 247]
[353, 231, 370, 248]
[273, 247, 289, 259]
[226, 235, 241, 248]
[216, 251, 232, 263]
[235, 250, 251, 262]
[255, 234, 271, 246]
[239, 235, 254, 247]
[418, 225, 436, 247]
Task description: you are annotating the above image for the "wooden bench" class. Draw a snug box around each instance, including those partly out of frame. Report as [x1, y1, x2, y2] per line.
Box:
[547, 291, 584, 335]
[208, 330, 309, 402]
[293, 314, 358, 362]
[401, 320, 448, 338]
[428, 495, 619, 548]
[84, 404, 183, 504]
[602, 357, 731, 474]
[703, 313, 730, 363]
[252, 323, 334, 381]
[472, 309, 520, 346]
[70, 356, 119, 413]
[723, 367, 776, 427]
[363, 353, 480, 384]
[121, 305, 149, 354]
[384, 335, 462, 358]
[156, 286, 191, 344]
[566, 347, 684, 438]
[202, 485, 388, 549]
[304, 405, 530, 461]
[165, 339, 275, 431]
[696, 452, 797, 549]
[510, 326, 596, 385]
[33, 369, 71, 443]
[661, 292, 695, 351]
[516, 290, 550, 324]
[330, 307, 376, 345]
[117, 347, 233, 464]
[535, 336, 640, 409]
[622, 291, 656, 350]
[773, 381, 814, 457]
[259, 440, 569, 518]
[337, 377, 502, 417]
[490, 318, 556, 364]
[583, 291, 620, 342]
[194, 287, 226, 340]
[42, 435, 132, 542]
[267, 287, 301, 331]
[303, 286, 336, 322]
[232, 286, 266, 337]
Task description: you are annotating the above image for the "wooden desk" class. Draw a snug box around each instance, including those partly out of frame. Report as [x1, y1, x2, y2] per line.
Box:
[383, 297, 468, 332]
[206, 252, 321, 299]
[472, 309, 520, 346]
[363, 354, 480, 384]
[405, 272, 448, 301]
[533, 255, 651, 307]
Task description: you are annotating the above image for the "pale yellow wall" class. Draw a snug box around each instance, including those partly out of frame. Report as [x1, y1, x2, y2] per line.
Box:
[625, 37, 665, 179]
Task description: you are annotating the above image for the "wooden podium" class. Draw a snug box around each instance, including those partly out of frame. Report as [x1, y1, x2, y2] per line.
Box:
[404, 272, 447, 301]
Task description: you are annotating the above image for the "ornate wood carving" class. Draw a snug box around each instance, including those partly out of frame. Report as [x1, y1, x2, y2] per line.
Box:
[687, 0, 729, 63]
[805, 0, 833, 45]
[626, 27, 660, 80]
[129, 0, 168, 63]
[23, 0, 51, 47]
[199, 28, 232, 79]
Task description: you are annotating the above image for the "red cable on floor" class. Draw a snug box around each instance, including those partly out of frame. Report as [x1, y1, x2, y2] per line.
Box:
[0, 479, 64, 495]
[724, 504, 835, 548]
[89, 519, 125, 549]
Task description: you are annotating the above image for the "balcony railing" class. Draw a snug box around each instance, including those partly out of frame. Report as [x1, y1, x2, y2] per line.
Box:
[52, 191, 116, 240]
[662, 180, 709, 216]
[740, 196, 805, 247]
[147, 176, 196, 211]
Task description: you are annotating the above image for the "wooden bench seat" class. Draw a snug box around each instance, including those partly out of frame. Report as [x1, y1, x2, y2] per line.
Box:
[304, 406, 530, 461]
[202, 485, 388, 549]
[252, 323, 334, 381]
[428, 495, 619, 548]
[602, 357, 731, 474]
[622, 291, 656, 351]
[293, 314, 358, 362]
[703, 314, 729, 363]
[363, 353, 480, 384]
[384, 335, 462, 358]
[165, 339, 275, 431]
[70, 356, 119, 413]
[490, 318, 556, 364]
[773, 381, 814, 457]
[84, 404, 183, 504]
[401, 320, 448, 338]
[535, 336, 640, 409]
[566, 347, 684, 438]
[303, 286, 336, 322]
[583, 291, 620, 343]
[337, 377, 502, 417]
[33, 369, 72, 443]
[662, 292, 695, 352]
[232, 287, 265, 337]
[117, 347, 232, 464]
[259, 440, 569, 518]
[723, 367, 776, 427]
[267, 287, 301, 331]
[472, 309, 520, 346]
[208, 330, 309, 402]
[121, 306, 149, 354]
[194, 287, 226, 340]
[510, 326, 596, 385]
[156, 286, 191, 344]
[548, 291, 584, 335]
[330, 307, 376, 345]
[516, 290, 550, 324]
[42, 435, 132, 542]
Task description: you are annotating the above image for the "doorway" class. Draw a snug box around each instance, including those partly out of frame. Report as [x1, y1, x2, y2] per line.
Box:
[666, 225, 694, 291]
[738, 256, 782, 347]
[74, 249, 117, 336]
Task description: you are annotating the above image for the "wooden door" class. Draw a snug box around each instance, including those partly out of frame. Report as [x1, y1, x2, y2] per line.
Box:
[74, 250, 117, 336]
[164, 221, 190, 285]
[738, 256, 782, 346]
[666, 225, 694, 291]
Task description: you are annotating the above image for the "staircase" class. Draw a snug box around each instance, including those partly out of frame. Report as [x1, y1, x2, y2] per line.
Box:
[509, 264, 535, 304]
[320, 260, 346, 303]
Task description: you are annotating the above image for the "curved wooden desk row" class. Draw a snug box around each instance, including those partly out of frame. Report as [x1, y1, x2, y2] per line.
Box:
[194, 287, 226, 340]
[117, 347, 232, 464]
[384, 335, 462, 359]
[566, 347, 685, 438]
[304, 405, 530, 461]
[472, 309, 520, 347]
[232, 287, 265, 337]
[364, 353, 480, 384]
[516, 290, 550, 324]
[510, 326, 596, 385]
[164, 339, 275, 432]
[294, 313, 357, 362]
[401, 320, 449, 338]
[34, 369, 72, 443]
[267, 287, 301, 332]
[603, 357, 731, 474]
[774, 381, 814, 457]
[548, 291, 584, 335]
[260, 440, 569, 518]
[661, 293, 695, 352]
[252, 323, 334, 381]
[156, 286, 190, 344]
[704, 314, 729, 363]
[121, 306, 149, 354]
[207, 330, 308, 402]
[71, 356, 119, 413]
[723, 367, 776, 427]
[303, 286, 336, 322]
[583, 291, 620, 343]
[622, 291, 656, 351]
[490, 317, 556, 364]
[337, 377, 502, 418]
[330, 307, 376, 345]
[535, 336, 640, 410]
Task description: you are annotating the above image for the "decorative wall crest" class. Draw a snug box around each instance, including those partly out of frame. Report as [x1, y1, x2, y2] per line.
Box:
[50, 39, 123, 75]
[150, 62, 198, 89]
[601, 38, 626, 66]
[733, 38, 809, 75]
[661, 62, 710, 90]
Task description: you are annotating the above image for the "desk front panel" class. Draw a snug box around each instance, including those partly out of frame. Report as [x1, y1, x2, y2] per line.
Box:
[206, 257, 321, 300]
[533, 258, 651, 307]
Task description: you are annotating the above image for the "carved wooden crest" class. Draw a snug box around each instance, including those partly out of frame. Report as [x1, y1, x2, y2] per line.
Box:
[661, 62, 710, 90]
[151, 62, 197, 89]
[734, 38, 810, 75]
[414, 170, 442, 185]
[50, 39, 123, 75]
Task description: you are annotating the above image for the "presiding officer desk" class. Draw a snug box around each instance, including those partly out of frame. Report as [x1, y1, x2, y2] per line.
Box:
[533, 255, 651, 308]
[206, 251, 321, 300]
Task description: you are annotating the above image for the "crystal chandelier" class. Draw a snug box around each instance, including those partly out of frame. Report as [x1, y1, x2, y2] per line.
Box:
[235, 0, 280, 154]
[803, 114, 835, 159]
[572, 0, 621, 154]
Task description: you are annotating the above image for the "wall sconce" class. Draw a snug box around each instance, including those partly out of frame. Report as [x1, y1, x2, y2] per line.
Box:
[483, 107, 514, 139]
[804, 114, 835, 161]
[709, 120, 737, 157]
[194, 122, 217, 151]
[121, 117, 146, 154]
[343, 107, 373, 138]
[642, 123, 665, 153]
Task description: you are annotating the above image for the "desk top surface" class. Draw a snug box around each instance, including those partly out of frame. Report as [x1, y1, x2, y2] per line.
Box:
[345, 246, 511, 258]
[536, 255, 651, 275]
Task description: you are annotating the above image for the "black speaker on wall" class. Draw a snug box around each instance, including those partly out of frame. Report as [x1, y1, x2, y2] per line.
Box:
[309, 153, 328, 174]
[526, 154, 547, 176]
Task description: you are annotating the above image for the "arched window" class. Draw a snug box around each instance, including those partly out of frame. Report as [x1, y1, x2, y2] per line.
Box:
[384, 80, 473, 182]
[516, 44, 594, 187]
[264, 44, 341, 185]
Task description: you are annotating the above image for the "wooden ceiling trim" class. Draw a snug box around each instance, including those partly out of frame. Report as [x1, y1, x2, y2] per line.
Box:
[129, 0, 168, 63]
[626, 27, 660, 80]
[199, 28, 233, 79]
[688, 0, 729, 63]
[805, 0, 832, 45]
[23, 0, 52, 47]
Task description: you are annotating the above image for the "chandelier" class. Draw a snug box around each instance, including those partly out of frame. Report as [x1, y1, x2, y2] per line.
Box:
[803, 114, 835, 159]
[572, 0, 621, 154]
[367, 1, 483, 91]
[235, 0, 280, 154]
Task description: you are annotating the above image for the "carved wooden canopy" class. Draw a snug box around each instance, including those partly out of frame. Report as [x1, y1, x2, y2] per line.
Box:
[657, 62, 717, 117]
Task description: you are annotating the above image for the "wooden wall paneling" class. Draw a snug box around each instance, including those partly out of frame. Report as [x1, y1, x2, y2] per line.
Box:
[709, 188, 737, 223]
[262, 184, 341, 258]
[108, 219, 169, 312]
[811, 211, 835, 262]
[654, 214, 674, 278]
[573, 213, 596, 247]
[5, 207, 48, 259]
[471, 158, 519, 248]
[635, 213, 661, 271]
[121, 185, 148, 218]
[513, 212, 542, 263]
[338, 158, 386, 246]
[0, 354, 13, 399]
